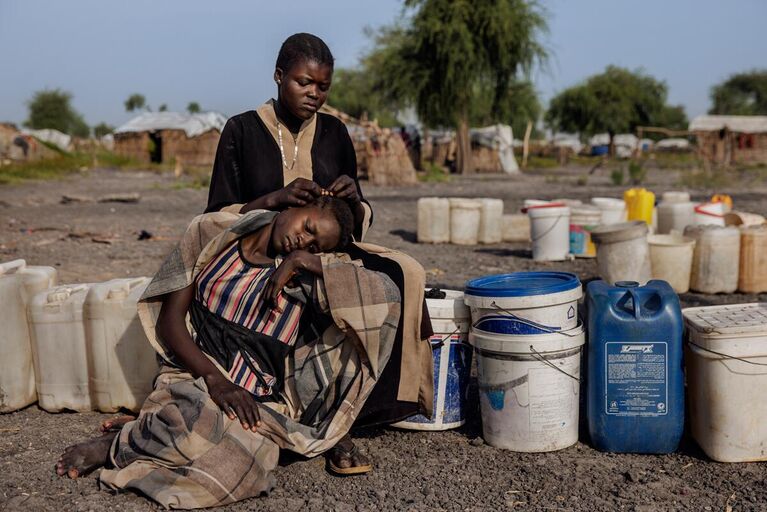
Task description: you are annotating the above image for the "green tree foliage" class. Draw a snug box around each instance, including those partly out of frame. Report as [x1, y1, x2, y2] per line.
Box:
[25, 88, 90, 137]
[158, 103, 168, 112]
[329, 68, 399, 126]
[367, 0, 548, 173]
[124, 93, 147, 112]
[187, 102, 201, 114]
[545, 66, 687, 148]
[709, 70, 767, 115]
[93, 122, 114, 138]
[469, 80, 541, 139]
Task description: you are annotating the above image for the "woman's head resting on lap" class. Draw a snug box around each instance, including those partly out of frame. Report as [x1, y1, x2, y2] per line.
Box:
[271, 196, 354, 256]
[274, 33, 334, 121]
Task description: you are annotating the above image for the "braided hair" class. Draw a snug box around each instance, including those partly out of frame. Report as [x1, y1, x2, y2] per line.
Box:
[309, 196, 354, 250]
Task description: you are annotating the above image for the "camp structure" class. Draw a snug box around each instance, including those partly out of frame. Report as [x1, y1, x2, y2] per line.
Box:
[689, 115, 767, 165]
[421, 124, 519, 174]
[321, 105, 417, 185]
[113, 112, 226, 168]
[0, 123, 60, 164]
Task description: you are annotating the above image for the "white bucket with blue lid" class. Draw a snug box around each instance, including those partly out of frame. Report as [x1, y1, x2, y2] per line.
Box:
[392, 289, 472, 431]
[464, 272, 582, 334]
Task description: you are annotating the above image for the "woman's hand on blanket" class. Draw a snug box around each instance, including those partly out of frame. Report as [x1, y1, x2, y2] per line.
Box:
[206, 374, 262, 431]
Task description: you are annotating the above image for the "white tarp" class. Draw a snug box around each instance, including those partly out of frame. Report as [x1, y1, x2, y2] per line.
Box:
[114, 111, 227, 138]
[689, 115, 767, 133]
[656, 138, 691, 150]
[552, 134, 584, 154]
[470, 124, 519, 174]
[21, 128, 72, 151]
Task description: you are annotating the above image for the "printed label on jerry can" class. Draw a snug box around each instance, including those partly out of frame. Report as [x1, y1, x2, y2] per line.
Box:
[604, 341, 668, 416]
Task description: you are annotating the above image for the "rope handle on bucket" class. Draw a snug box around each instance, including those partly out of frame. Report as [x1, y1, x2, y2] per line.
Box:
[478, 301, 582, 338]
[687, 340, 767, 366]
[528, 345, 581, 382]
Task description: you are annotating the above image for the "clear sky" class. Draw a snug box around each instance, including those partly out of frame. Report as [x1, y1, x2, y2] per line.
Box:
[1, 0, 765, 129]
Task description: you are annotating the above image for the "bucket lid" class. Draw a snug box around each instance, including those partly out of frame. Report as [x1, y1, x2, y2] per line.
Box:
[648, 234, 695, 247]
[591, 221, 648, 244]
[465, 272, 580, 298]
[684, 304, 767, 356]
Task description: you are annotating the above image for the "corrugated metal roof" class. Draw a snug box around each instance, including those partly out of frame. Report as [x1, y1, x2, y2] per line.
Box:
[114, 111, 227, 138]
[689, 115, 767, 133]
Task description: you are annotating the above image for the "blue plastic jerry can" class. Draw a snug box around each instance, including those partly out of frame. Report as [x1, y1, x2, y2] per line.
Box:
[586, 280, 684, 453]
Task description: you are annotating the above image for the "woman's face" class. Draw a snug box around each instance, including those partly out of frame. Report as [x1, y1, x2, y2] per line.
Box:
[275, 59, 332, 120]
[271, 206, 341, 255]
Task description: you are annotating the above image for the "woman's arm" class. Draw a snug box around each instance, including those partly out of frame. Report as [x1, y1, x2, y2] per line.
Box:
[205, 119, 243, 214]
[263, 250, 322, 308]
[156, 285, 262, 431]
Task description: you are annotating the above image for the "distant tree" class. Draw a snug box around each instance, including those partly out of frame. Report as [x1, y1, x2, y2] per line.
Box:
[709, 70, 767, 115]
[93, 122, 115, 138]
[546, 66, 684, 151]
[158, 103, 168, 112]
[187, 102, 201, 114]
[329, 68, 399, 126]
[124, 93, 147, 112]
[25, 88, 90, 137]
[367, 0, 548, 173]
[655, 104, 688, 132]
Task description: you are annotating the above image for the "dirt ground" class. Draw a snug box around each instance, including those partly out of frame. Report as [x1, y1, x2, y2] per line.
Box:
[1, 166, 766, 511]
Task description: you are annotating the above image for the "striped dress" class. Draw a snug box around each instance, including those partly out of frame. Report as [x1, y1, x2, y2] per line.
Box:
[195, 239, 303, 396]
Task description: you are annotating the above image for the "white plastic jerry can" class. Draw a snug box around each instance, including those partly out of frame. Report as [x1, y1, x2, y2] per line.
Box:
[0, 259, 57, 412]
[28, 284, 93, 412]
[85, 277, 157, 412]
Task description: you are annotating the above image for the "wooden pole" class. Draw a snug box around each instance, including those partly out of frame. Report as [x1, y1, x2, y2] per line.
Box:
[522, 120, 532, 169]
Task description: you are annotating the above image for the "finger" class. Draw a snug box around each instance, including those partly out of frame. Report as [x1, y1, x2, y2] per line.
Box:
[243, 398, 259, 431]
[232, 402, 250, 430]
[293, 189, 314, 201]
[294, 180, 322, 195]
[219, 399, 236, 420]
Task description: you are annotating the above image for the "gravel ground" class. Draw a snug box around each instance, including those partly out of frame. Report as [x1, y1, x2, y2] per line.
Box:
[1, 166, 766, 511]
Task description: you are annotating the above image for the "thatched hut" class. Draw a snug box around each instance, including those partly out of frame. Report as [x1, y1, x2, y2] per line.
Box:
[113, 112, 226, 168]
[689, 115, 767, 165]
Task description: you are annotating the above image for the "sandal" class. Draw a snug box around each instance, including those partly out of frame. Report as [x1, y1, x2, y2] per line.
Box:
[326, 443, 373, 476]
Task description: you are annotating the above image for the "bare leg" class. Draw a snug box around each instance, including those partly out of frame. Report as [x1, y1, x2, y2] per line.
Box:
[55, 432, 116, 479]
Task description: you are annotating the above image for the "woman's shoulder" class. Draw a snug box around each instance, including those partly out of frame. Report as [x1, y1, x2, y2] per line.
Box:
[316, 112, 351, 138]
[226, 110, 262, 128]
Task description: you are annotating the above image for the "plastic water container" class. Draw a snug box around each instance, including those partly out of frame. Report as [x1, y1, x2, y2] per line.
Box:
[478, 198, 504, 244]
[586, 280, 684, 453]
[470, 324, 584, 452]
[648, 234, 696, 294]
[417, 197, 450, 244]
[501, 214, 529, 242]
[449, 198, 481, 245]
[569, 205, 601, 258]
[657, 201, 696, 235]
[591, 197, 626, 225]
[591, 221, 651, 285]
[738, 225, 767, 294]
[683, 304, 767, 462]
[464, 272, 581, 334]
[85, 278, 156, 413]
[624, 188, 655, 225]
[661, 191, 691, 203]
[0, 260, 57, 412]
[684, 225, 741, 294]
[393, 290, 472, 430]
[695, 202, 728, 226]
[526, 203, 570, 261]
[29, 284, 94, 412]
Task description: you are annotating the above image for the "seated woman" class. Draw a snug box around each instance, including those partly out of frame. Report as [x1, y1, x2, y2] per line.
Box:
[55, 197, 405, 509]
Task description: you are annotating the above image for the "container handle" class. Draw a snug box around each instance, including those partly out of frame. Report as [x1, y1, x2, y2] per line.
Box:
[687, 340, 767, 366]
[0, 259, 26, 275]
[481, 301, 582, 338]
[528, 345, 581, 381]
[431, 326, 461, 349]
[528, 213, 567, 243]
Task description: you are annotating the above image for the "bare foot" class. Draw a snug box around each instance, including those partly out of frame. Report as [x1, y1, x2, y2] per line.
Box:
[55, 433, 116, 479]
[326, 434, 372, 475]
[99, 415, 136, 433]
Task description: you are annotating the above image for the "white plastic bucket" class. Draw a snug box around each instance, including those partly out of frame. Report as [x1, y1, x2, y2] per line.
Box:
[478, 198, 504, 244]
[684, 225, 741, 294]
[393, 290, 472, 431]
[683, 303, 767, 462]
[527, 204, 571, 261]
[417, 197, 450, 244]
[648, 234, 696, 293]
[470, 324, 585, 452]
[449, 198, 481, 245]
[85, 277, 157, 413]
[569, 205, 601, 258]
[591, 221, 651, 285]
[591, 197, 626, 225]
[0, 260, 57, 412]
[28, 284, 93, 412]
[465, 272, 582, 335]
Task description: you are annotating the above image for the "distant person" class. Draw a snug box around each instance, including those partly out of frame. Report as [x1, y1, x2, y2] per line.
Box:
[56, 197, 403, 508]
